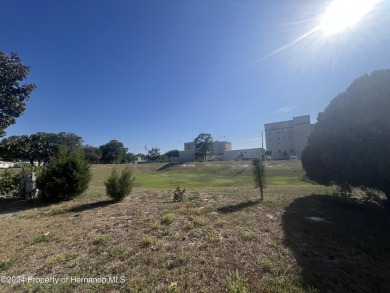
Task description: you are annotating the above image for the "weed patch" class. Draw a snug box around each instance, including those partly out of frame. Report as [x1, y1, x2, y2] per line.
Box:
[161, 212, 175, 225]
[226, 271, 249, 293]
[25, 233, 52, 245]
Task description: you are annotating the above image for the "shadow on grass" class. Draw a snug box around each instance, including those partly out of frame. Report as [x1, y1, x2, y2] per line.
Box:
[0, 197, 48, 217]
[66, 199, 116, 213]
[217, 200, 260, 214]
[230, 166, 250, 177]
[282, 194, 390, 292]
[156, 163, 180, 172]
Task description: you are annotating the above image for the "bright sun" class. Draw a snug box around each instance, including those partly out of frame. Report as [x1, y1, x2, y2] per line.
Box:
[319, 0, 379, 35]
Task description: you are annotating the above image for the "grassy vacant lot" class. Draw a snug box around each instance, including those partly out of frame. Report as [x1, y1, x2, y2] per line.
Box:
[90, 160, 310, 189]
[0, 161, 389, 292]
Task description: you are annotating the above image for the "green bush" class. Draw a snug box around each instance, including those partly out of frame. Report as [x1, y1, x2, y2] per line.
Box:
[0, 169, 20, 196]
[105, 167, 135, 201]
[36, 145, 91, 202]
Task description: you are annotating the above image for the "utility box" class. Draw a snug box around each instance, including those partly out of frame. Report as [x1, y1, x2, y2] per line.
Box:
[20, 172, 37, 199]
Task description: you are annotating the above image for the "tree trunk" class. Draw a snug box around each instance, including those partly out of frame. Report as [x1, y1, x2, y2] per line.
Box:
[260, 185, 264, 201]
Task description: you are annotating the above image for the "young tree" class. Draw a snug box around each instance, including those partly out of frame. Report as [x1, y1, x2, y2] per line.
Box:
[302, 69, 390, 205]
[105, 167, 135, 201]
[252, 157, 265, 200]
[37, 145, 91, 202]
[195, 133, 213, 161]
[147, 147, 161, 162]
[0, 52, 36, 137]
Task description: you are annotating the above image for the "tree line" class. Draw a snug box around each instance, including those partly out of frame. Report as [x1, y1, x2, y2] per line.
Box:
[0, 134, 182, 165]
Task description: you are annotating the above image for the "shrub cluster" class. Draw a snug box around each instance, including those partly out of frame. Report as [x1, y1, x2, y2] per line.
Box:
[37, 146, 91, 202]
[105, 167, 135, 201]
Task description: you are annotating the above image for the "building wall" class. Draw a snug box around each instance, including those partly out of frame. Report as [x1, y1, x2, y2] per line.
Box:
[213, 141, 232, 155]
[264, 115, 313, 160]
[223, 148, 264, 161]
[184, 142, 195, 151]
[177, 150, 195, 163]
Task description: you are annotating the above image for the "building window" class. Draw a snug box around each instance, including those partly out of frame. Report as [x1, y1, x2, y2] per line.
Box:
[278, 150, 281, 154]
[290, 149, 294, 153]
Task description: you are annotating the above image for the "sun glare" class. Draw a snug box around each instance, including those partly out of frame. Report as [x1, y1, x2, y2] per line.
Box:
[319, 0, 379, 35]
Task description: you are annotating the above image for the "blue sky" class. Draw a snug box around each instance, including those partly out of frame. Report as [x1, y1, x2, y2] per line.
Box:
[2, 0, 390, 154]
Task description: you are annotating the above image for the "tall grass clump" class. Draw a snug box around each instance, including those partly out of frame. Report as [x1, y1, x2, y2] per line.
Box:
[105, 167, 135, 201]
[37, 145, 91, 202]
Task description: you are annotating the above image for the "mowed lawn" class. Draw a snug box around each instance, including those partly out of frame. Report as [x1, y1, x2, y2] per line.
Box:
[0, 161, 389, 292]
[90, 160, 310, 188]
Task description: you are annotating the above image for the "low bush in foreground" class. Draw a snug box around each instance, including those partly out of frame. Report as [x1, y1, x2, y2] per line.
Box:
[105, 167, 135, 201]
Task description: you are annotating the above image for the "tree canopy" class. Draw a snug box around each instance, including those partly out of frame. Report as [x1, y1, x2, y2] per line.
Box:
[99, 140, 128, 164]
[164, 149, 179, 158]
[147, 147, 161, 162]
[195, 133, 213, 161]
[83, 145, 102, 164]
[0, 132, 82, 165]
[301, 69, 390, 203]
[0, 52, 36, 137]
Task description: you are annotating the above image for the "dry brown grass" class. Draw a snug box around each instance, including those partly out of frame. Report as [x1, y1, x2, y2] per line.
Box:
[0, 185, 389, 292]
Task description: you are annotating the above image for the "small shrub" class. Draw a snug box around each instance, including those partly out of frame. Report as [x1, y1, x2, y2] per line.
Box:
[93, 235, 110, 245]
[161, 212, 175, 225]
[191, 215, 206, 227]
[252, 157, 265, 200]
[142, 236, 157, 248]
[36, 145, 91, 202]
[226, 271, 249, 293]
[184, 221, 195, 230]
[259, 257, 273, 272]
[240, 231, 257, 241]
[0, 169, 20, 196]
[0, 258, 13, 271]
[216, 218, 228, 227]
[109, 246, 126, 259]
[105, 167, 135, 201]
[26, 234, 52, 245]
[46, 252, 74, 266]
[173, 186, 185, 202]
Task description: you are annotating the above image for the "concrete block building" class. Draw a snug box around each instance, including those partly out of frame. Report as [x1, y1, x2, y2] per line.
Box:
[264, 115, 314, 160]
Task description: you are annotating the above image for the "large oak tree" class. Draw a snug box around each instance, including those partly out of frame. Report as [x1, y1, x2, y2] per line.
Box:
[0, 52, 36, 137]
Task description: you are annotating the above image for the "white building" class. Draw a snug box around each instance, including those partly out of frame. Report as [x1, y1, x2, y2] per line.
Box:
[223, 148, 264, 161]
[264, 115, 314, 160]
[173, 139, 263, 163]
